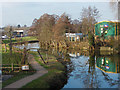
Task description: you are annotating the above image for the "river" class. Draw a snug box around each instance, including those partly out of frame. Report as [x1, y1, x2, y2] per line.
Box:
[16, 43, 120, 88]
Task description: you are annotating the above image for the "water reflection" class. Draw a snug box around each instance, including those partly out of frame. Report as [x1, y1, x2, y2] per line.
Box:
[96, 55, 120, 73]
[63, 51, 120, 88]
[14, 43, 40, 51]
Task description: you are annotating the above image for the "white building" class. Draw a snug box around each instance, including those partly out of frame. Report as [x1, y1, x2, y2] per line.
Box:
[65, 33, 83, 41]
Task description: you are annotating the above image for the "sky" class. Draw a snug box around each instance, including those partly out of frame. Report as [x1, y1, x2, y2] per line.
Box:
[0, 0, 118, 27]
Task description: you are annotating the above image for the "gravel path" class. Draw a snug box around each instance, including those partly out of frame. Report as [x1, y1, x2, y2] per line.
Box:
[4, 54, 48, 88]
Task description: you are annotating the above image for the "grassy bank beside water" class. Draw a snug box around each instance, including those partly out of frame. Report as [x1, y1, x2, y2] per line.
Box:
[21, 51, 67, 89]
[2, 47, 67, 89]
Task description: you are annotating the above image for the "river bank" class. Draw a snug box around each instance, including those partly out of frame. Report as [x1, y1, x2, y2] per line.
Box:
[21, 51, 68, 89]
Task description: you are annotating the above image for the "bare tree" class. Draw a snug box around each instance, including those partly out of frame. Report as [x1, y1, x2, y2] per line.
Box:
[31, 13, 56, 46]
[4, 26, 14, 55]
[53, 13, 72, 41]
[109, 0, 120, 53]
[80, 6, 100, 35]
[72, 19, 82, 33]
[109, 0, 120, 20]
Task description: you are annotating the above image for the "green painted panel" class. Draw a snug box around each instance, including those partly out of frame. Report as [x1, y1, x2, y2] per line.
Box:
[95, 21, 116, 39]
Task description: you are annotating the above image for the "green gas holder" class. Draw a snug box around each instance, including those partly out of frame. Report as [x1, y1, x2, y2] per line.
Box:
[94, 21, 120, 39]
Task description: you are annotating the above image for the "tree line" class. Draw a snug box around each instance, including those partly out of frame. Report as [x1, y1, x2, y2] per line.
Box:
[29, 6, 100, 44]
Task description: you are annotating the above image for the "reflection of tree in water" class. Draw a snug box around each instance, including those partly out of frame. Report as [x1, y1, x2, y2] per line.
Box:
[84, 51, 99, 88]
[57, 49, 120, 88]
[74, 52, 119, 88]
[65, 50, 99, 88]
[101, 71, 120, 86]
[70, 51, 100, 88]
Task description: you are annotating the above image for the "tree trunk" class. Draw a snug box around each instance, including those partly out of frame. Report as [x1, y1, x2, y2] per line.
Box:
[5, 43, 7, 52]
[21, 47, 27, 64]
[9, 26, 12, 55]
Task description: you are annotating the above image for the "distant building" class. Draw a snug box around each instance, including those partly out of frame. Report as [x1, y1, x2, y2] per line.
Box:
[0, 28, 7, 39]
[0, 28, 3, 34]
[13, 30, 24, 36]
[94, 20, 120, 40]
[13, 30, 24, 37]
[13, 28, 28, 37]
[65, 33, 83, 41]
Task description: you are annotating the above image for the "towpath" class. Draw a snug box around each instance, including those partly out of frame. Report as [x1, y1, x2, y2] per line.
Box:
[4, 54, 48, 88]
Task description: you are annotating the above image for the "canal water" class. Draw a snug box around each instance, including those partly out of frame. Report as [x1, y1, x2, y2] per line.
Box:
[63, 53, 120, 88]
[17, 43, 120, 88]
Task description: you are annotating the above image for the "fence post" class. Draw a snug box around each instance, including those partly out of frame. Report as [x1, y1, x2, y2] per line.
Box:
[12, 63, 14, 71]
[19, 64, 21, 71]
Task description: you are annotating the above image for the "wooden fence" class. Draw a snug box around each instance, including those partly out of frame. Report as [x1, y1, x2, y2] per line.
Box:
[1, 64, 22, 73]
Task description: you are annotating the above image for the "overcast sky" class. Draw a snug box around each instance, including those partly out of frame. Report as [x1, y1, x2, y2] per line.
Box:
[0, 0, 117, 27]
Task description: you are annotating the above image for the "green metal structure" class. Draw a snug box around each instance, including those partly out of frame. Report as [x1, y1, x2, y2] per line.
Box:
[94, 21, 120, 39]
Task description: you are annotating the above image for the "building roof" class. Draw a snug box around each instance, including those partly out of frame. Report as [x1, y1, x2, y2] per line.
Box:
[95, 20, 120, 25]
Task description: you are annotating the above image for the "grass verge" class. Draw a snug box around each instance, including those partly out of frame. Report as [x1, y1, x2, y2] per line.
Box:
[2, 36, 37, 44]
[21, 51, 67, 89]
[2, 47, 36, 88]
[2, 70, 35, 88]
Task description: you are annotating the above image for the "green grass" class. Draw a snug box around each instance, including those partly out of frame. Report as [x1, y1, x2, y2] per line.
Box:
[2, 46, 36, 88]
[30, 51, 65, 71]
[21, 51, 66, 89]
[2, 45, 66, 89]
[2, 52, 22, 64]
[2, 71, 35, 88]
[2, 51, 36, 87]
[2, 36, 38, 44]
[2, 39, 17, 44]
[21, 36, 37, 41]
[21, 71, 53, 88]
[21, 70, 65, 89]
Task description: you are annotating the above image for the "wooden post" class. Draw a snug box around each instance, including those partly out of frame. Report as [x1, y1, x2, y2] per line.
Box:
[12, 63, 14, 71]
[19, 64, 21, 71]
[71, 37, 72, 41]
[79, 36, 81, 42]
[5, 43, 7, 52]
[75, 37, 77, 42]
[56, 42, 57, 49]
[37, 49, 47, 64]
